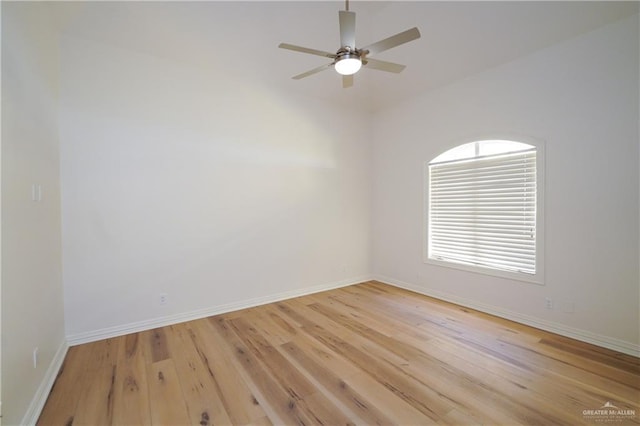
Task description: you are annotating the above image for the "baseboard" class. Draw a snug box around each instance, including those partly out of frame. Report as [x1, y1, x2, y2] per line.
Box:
[20, 340, 69, 426]
[374, 275, 640, 358]
[67, 275, 372, 346]
[25, 274, 637, 425]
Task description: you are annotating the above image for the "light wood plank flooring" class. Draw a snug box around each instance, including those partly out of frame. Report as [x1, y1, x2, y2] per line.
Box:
[38, 281, 640, 425]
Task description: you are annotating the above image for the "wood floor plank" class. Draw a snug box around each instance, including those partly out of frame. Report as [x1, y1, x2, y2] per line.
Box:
[148, 327, 170, 363]
[306, 299, 540, 424]
[276, 297, 456, 421]
[72, 338, 119, 425]
[285, 332, 363, 380]
[222, 313, 361, 425]
[439, 407, 483, 425]
[147, 358, 191, 425]
[228, 316, 319, 400]
[240, 308, 296, 346]
[39, 281, 640, 426]
[345, 372, 438, 425]
[279, 339, 396, 425]
[111, 333, 151, 426]
[313, 296, 566, 424]
[207, 315, 321, 425]
[37, 346, 91, 426]
[420, 335, 604, 424]
[164, 322, 233, 426]
[190, 318, 270, 425]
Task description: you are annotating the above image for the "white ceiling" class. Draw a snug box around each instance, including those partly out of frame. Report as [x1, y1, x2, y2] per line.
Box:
[48, 1, 639, 111]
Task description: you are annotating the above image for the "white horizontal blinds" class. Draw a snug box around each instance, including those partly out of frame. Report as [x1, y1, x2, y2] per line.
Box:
[429, 148, 537, 274]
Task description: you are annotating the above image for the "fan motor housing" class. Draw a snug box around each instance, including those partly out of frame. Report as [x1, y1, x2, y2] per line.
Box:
[337, 45, 359, 57]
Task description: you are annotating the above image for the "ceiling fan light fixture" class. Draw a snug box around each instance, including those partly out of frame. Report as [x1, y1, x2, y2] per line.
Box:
[334, 55, 362, 75]
[278, 1, 421, 87]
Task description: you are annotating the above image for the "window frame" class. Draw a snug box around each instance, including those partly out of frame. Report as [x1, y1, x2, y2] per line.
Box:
[423, 137, 545, 285]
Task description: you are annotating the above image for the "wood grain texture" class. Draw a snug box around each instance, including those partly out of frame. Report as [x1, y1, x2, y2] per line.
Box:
[38, 281, 640, 425]
[112, 333, 151, 426]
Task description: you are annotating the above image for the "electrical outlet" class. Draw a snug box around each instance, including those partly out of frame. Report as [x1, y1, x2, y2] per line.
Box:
[544, 298, 553, 310]
[33, 347, 39, 368]
[159, 293, 168, 306]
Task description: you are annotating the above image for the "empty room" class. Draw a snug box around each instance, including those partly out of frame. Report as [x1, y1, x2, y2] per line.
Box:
[2, 1, 639, 425]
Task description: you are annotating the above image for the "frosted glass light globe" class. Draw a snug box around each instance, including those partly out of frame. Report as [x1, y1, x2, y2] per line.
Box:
[335, 57, 362, 75]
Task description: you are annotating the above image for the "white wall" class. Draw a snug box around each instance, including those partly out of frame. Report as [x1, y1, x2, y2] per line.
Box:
[1, 3, 66, 424]
[59, 36, 371, 339]
[2, 6, 638, 424]
[372, 16, 639, 352]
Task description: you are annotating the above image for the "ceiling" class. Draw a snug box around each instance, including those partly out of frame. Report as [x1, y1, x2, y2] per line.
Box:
[48, 1, 639, 111]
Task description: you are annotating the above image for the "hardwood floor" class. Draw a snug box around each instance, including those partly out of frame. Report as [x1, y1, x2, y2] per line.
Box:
[38, 281, 640, 425]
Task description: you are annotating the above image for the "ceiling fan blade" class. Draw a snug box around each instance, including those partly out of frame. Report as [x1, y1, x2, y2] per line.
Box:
[364, 58, 406, 73]
[339, 10, 356, 48]
[362, 27, 421, 55]
[278, 43, 336, 59]
[292, 63, 334, 80]
[342, 74, 354, 88]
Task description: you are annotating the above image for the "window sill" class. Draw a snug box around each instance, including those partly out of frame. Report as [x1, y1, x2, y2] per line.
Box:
[424, 257, 545, 286]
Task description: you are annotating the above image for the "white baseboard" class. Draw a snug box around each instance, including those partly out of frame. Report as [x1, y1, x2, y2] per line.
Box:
[21, 340, 69, 426]
[67, 275, 372, 346]
[374, 275, 640, 358]
[25, 274, 637, 425]
[67, 274, 640, 356]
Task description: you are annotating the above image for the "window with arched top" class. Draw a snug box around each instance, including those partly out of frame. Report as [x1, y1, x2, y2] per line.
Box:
[426, 139, 544, 284]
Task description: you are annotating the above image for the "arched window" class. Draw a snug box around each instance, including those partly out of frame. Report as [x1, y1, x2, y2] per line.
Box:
[426, 139, 544, 284]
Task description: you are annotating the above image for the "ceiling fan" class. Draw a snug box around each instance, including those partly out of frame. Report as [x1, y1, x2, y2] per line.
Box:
[278, 0, 421, 88]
